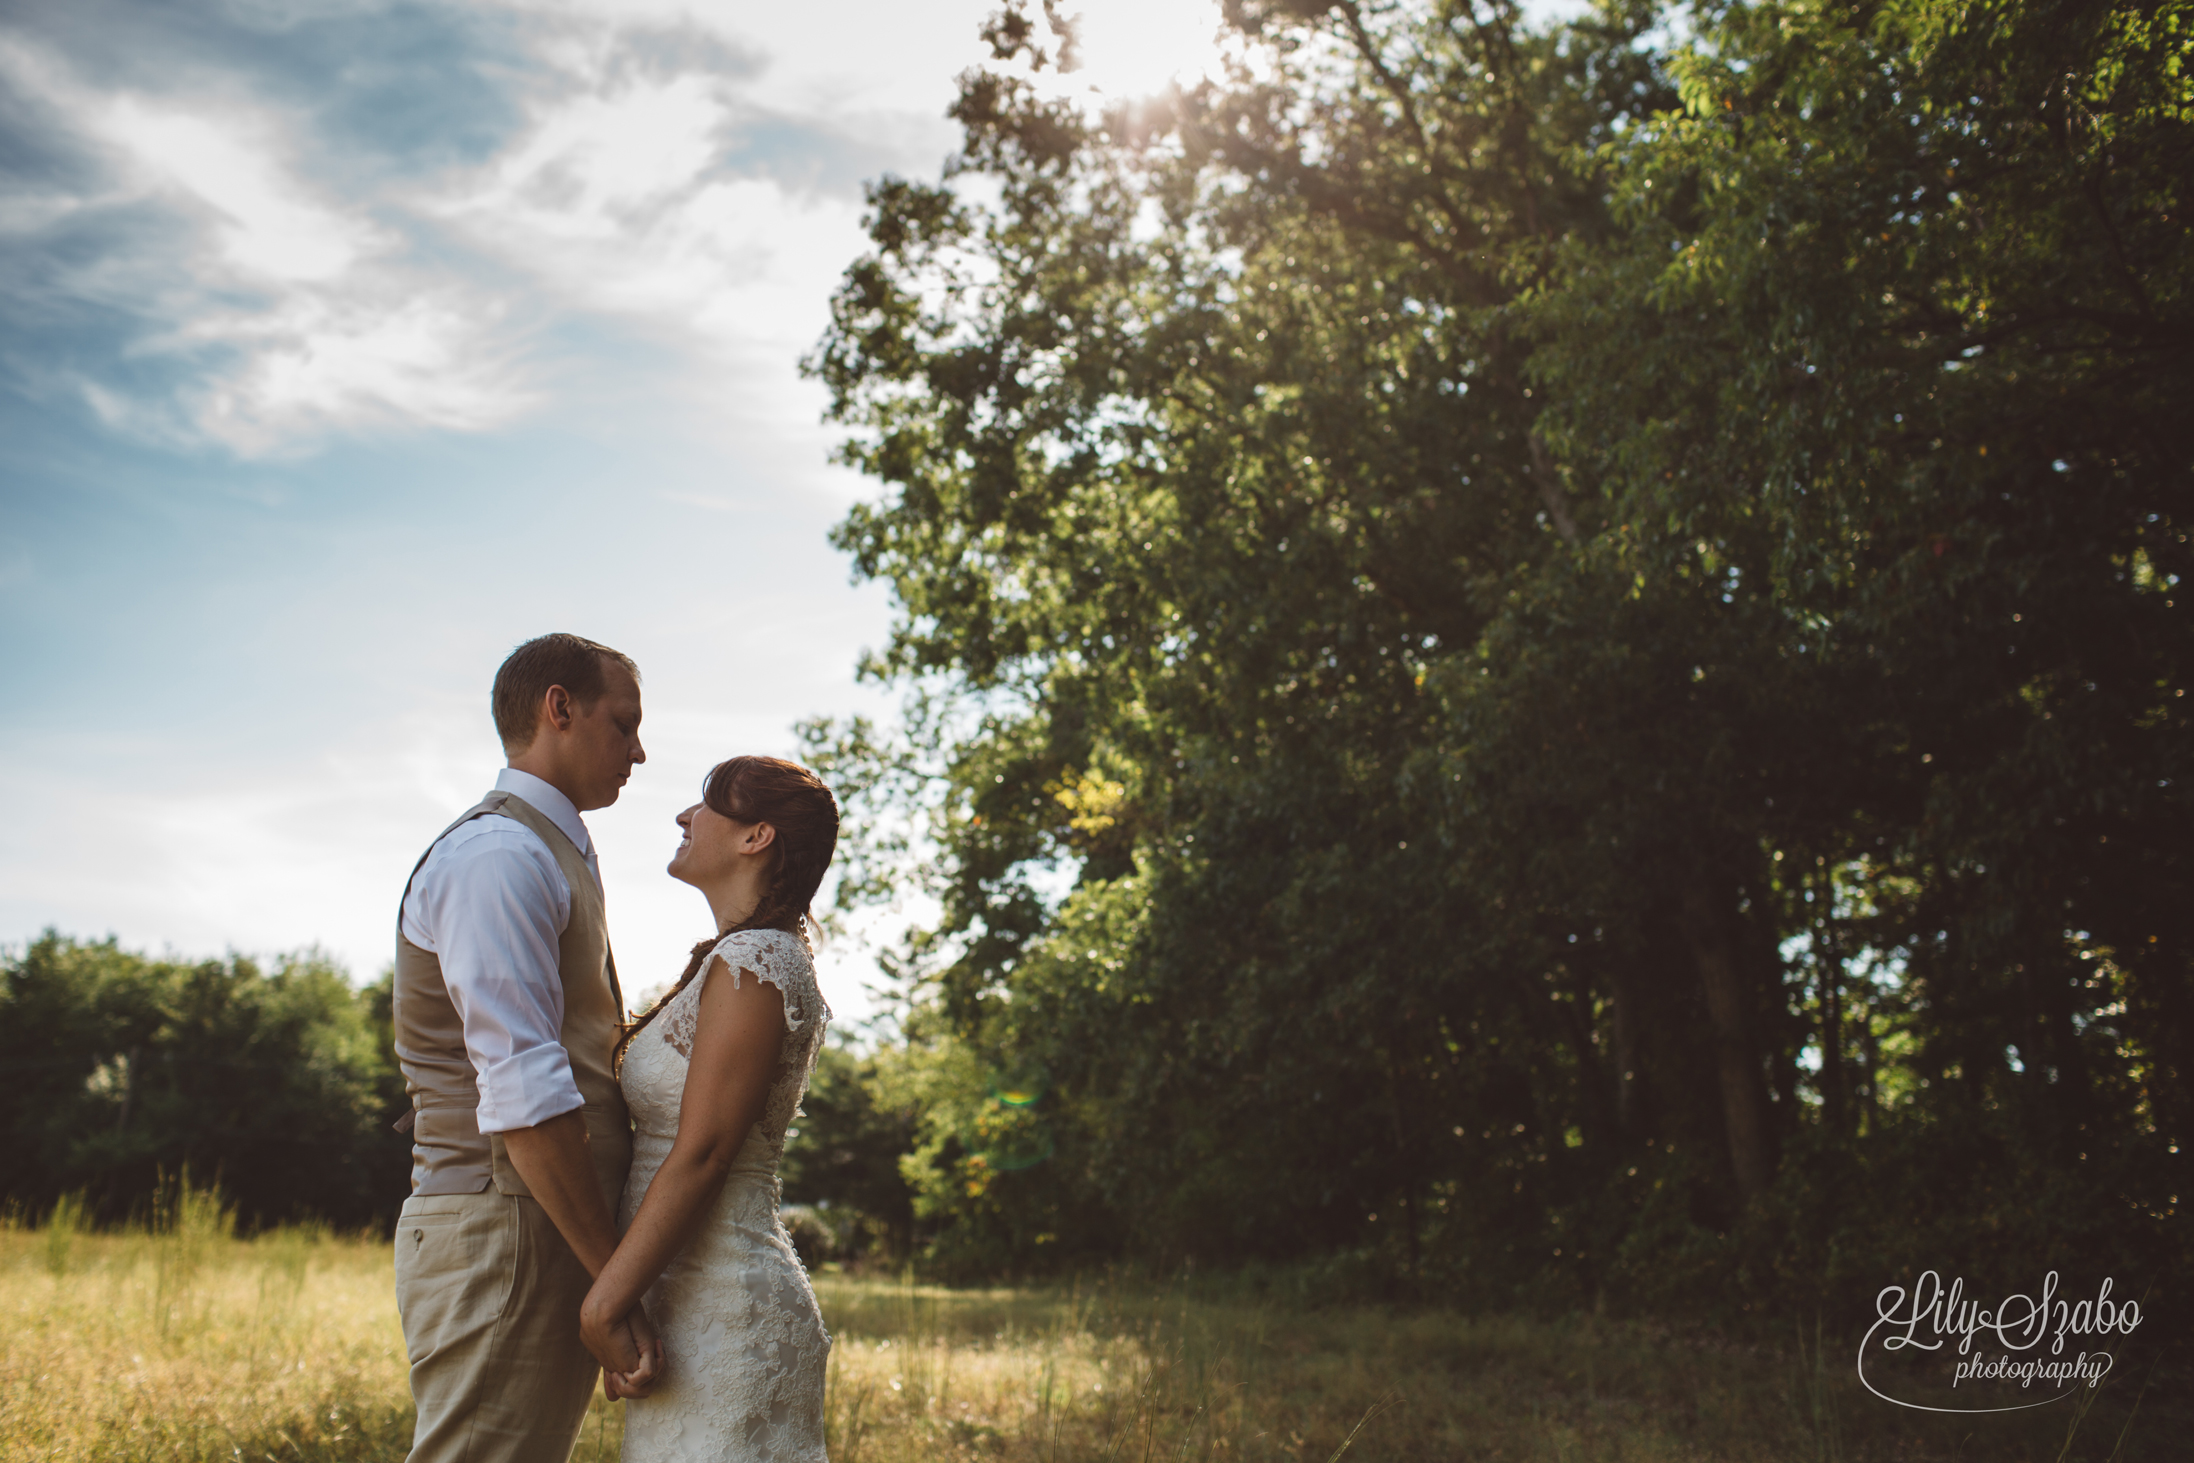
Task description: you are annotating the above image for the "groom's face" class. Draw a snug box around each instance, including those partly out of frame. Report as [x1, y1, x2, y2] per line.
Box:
[565, 662, 647, 810]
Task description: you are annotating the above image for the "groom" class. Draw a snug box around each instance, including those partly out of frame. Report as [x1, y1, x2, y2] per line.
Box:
[392, 632, 660, 1463]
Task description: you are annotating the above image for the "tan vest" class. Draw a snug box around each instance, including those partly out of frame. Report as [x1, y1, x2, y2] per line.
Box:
[393, 790, 633, 1206]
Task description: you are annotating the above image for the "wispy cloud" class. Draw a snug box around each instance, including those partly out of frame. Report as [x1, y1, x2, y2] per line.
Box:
[99, 99, 368, 282]
[0, 1, 935, 460]
[0, 27, 532, 455]
[434, 23, 890, 372]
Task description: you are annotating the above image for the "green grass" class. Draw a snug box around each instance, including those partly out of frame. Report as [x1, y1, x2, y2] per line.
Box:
[0, 1197, 2178, 1460]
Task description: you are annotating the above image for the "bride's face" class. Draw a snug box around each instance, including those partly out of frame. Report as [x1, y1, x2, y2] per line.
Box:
[668, 801, 748, 887]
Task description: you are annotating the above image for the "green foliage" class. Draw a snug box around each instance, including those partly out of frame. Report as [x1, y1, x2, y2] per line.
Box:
[781, 1041, 923, 1261]
[802, 0, 2194, 1321]
[0, 931, 410, 1230]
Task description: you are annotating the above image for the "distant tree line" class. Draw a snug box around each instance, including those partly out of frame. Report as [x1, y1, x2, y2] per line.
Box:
[796, 0, 2194, 1323]
[0, 932, 411, 1230]
[0, 931, 920, 1246]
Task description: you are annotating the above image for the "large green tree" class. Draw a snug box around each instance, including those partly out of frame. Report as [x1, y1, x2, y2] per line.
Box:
[806, 0, 2191, 1312]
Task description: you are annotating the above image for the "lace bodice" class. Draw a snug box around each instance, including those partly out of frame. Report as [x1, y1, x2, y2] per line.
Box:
[643, 927, 832, 1170]
[616, 926, 833, 1462]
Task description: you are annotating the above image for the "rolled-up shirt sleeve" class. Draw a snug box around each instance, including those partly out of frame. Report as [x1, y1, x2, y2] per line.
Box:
[404, 820, 586, 1133]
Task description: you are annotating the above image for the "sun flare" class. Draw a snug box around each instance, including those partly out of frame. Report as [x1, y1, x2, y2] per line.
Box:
[1045, 0, 1230, 101]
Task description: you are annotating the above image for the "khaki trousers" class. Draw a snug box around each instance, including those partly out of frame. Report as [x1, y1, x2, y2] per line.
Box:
[394, 1191, 597, 1463]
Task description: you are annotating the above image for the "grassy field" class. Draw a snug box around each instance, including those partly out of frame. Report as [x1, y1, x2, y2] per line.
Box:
[0, 1197, 2178, 1461]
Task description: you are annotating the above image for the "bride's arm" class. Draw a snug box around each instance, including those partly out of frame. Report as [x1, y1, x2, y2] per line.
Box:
[580, 956, 787, 1370]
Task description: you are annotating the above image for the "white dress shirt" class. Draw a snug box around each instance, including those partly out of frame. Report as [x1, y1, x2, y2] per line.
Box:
[399, 767, 601, 1133]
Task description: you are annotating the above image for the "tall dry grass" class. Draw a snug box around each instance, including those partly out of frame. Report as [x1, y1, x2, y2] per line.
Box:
[0, 1185, 626, 1463]
[0, 1192, 2176, 1461]
[810, 1277, 2178, 1463]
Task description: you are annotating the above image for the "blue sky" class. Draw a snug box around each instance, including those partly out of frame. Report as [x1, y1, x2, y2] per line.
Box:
[1, 0, 1583, 1020]
[1, 0, 1154, 1019]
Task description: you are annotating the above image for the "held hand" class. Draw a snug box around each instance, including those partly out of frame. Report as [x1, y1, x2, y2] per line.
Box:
[583, 1290, 666, 1400]
[600, 1322, 661, 1399]
[579, 1292, 643, 1377]
[616, 1305, 665, 1398]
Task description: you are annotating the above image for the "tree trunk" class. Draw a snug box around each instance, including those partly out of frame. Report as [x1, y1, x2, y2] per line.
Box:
[1859, 998, 1881, 1134]
[1681, 881, 1774, 1204]
[1819, 893, 1847, 1140]
[116, 1043, 140, 1135]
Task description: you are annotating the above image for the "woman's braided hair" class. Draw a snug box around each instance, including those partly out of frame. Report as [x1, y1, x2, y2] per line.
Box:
[615, 755, 839, 1071]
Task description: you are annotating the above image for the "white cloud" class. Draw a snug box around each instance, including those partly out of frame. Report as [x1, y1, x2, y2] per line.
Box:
[175, 295, 532, 455]
[0, 33, 534, 456]
[438, 47, 868, 368]
[64, 263, 535, 460]
[100, 100, 368, 282]
[0, 188, 97, 236]
[496, 0, 991, 116]
[0, 7, 949, 459]
[493, 70, 727, 221]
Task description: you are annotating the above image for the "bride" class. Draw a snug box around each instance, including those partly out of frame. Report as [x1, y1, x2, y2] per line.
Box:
[581, 754, 838, 1461]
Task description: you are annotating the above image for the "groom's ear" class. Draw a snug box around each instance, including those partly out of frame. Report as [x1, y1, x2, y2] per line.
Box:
[540, 684, 578, 734]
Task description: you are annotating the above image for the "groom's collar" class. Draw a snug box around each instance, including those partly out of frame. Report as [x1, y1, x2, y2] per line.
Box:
[494, 766, 593, 856]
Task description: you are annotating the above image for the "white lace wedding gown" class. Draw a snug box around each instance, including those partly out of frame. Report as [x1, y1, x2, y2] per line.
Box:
[617, 927, 834, 1462]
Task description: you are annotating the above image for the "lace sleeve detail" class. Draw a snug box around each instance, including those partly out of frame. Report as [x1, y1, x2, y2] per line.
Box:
[659, 928, 827, 1058]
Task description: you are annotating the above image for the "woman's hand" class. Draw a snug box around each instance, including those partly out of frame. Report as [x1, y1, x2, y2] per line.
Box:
[582, 1293, 664, 1398]
[617, 1306, 665, 1397]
